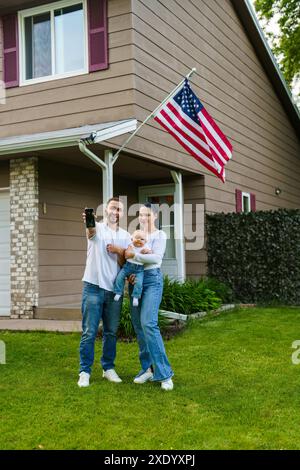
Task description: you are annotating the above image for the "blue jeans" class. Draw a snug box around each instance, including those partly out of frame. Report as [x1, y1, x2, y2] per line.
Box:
[114, 261, 144, 299]
[129, 268, 174, 382]
[79, 281, 122, 375]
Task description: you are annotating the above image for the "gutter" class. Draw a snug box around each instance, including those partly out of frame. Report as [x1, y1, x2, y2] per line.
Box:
[0, 119, 137, 156]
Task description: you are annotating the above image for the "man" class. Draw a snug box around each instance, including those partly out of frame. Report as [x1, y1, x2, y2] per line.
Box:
[78, 197, 131, 387]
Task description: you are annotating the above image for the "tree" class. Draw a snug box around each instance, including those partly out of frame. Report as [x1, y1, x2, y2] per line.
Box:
[254, 0, 300, 88]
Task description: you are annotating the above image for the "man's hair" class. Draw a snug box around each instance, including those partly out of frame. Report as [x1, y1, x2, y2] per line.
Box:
[106, 196, 123, 207]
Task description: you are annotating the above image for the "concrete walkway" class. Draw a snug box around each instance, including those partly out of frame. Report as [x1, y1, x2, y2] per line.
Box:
[0, 319, 82, 332]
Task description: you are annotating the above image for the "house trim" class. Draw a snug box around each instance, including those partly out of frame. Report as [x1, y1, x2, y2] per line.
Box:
[0, 119, 138, 156]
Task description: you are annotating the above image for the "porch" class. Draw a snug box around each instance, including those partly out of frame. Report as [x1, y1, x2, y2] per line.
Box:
[0, 120, 206, 319]
[35, 142, 206, 318]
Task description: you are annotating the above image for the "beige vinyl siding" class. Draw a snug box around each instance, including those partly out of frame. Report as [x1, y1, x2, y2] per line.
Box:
[38, 159, 102, 306]
[0, 0, 135, 138]
[0, 17, 2, 83]
[183, 175, 207, 279]
[109, 0, 300, 211]
[0, 160, 9, 187]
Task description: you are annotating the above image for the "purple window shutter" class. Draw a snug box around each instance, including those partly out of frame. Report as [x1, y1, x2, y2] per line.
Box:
[235, 189, 242, 213]
[250, 193, 256, 212]
[87, 0, 108, 72]
[2, 14, 19, 88]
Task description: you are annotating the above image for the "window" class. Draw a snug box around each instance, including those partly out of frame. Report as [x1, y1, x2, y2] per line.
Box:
[147, 194, 175, 259]
[19, 0, 88, 85]
[242, 192, 251, 213]
[235, 189, 256, 213]
[139, 185, 176, 260]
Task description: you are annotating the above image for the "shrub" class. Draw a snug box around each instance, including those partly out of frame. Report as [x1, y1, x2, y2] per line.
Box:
[206, 209, 300, 304]
[160, 276, 222, 314]
[202, 277, 234, 304]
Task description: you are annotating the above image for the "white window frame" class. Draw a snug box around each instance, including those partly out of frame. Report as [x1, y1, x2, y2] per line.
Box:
[18, 0, 88, 86]
[138, 183, 176, 260]
[242, 191, 251, 213]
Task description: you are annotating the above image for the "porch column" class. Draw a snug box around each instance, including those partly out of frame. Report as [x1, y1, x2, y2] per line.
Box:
[103, 149, 114, 203]
[171, 170, 185, 282]
[10, 157, 39, 318]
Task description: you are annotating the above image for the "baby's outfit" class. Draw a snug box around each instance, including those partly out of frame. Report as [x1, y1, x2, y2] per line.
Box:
[113, 245, 149, 306]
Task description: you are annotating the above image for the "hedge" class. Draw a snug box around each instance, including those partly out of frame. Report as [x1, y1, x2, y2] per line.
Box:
[206, 209, 300, 304]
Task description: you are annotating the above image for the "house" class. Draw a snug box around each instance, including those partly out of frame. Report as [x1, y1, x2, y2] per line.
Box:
[0, 0, 299, 319]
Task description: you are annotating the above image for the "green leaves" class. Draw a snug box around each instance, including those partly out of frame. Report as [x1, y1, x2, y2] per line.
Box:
[160, 276, 222, 315]
[206, 209, 300, 304]
[254, 0, 300, 85]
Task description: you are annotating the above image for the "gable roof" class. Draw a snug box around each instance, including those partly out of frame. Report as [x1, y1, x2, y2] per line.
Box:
[231, 0, 300, 137]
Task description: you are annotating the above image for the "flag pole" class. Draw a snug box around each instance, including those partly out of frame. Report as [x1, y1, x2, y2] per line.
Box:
[112, 67, 197, 164]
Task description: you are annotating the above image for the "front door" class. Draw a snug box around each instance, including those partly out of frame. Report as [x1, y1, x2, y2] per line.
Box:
[139, 184, 179, 279]
[0, 190, 10, 316]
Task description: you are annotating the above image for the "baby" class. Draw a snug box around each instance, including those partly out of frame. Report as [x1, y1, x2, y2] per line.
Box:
[114, 229, 151, 306]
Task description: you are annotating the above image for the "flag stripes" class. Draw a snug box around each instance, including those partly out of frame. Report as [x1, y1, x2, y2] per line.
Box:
[153, 79, 232, 182]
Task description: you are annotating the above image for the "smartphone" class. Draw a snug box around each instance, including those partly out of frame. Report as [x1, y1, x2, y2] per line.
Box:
[85, 208, 95, 228]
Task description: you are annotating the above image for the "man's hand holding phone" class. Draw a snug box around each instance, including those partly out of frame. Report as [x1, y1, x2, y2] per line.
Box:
[83, 208, 96, 239]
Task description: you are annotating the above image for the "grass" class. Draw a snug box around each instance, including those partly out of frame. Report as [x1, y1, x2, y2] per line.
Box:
[1, 306, 300, 450]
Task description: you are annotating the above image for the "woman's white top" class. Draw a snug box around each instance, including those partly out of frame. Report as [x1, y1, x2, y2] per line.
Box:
[133, 230, 167, 271]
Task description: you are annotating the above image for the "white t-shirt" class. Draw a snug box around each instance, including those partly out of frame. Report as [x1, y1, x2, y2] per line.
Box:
[82, 221, 131, 291]
[134, 230, 167, 270]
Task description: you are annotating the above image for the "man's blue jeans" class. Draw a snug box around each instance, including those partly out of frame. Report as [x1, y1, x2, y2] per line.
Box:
[79, 281, 122, 375]
[114, 261, 144, 299]
[129, 268, 174, 382]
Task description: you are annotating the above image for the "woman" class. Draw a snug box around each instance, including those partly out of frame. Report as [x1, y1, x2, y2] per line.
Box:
[125, 202, 174, 391]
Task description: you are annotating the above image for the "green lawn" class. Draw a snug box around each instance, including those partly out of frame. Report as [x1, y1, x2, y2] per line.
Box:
[1, 307, 300, 450]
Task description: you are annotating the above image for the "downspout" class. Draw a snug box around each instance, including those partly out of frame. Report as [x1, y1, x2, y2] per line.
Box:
[78, 140, 114, 203]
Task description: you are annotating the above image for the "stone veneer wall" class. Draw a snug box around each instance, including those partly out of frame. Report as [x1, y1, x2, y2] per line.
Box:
[10, 157, 39, 318]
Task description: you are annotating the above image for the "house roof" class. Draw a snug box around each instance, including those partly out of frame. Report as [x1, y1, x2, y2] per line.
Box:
[0, 119, 137, 156]
[231, 0, 300, 137]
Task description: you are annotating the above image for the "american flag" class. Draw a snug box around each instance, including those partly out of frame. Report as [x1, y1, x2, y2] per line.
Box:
[154, 79, 232, 182]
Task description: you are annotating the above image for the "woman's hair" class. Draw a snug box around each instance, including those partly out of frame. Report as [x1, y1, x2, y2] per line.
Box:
[140, 202, 161, 229]
[141, 202, 159, 215]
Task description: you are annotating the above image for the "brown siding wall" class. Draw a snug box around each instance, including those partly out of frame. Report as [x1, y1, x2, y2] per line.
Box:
[0, 160, 9, 186]
[0, 0, 135, 138]
[114, 0, 300, 212]
[183, 175, 207, 279]
[38, 159, 102, 306]
[38, 158, 139, 307]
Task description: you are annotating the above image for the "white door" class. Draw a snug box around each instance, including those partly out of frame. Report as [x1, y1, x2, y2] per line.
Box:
[0, 190, 10, 316]
[139, 184, 179, 280]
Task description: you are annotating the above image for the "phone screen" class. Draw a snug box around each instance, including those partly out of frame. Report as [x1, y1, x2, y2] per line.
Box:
[85, 208, 95, 228]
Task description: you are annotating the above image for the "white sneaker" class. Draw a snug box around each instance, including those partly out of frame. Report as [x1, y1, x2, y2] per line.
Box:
[77, 371, 90, 387]
[114, 294, 121, 301]
[102, 369, 122, 383]
[132, 297, 139, 307]
[161, 378, 174, 391]
[133, 368, 153, 384]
